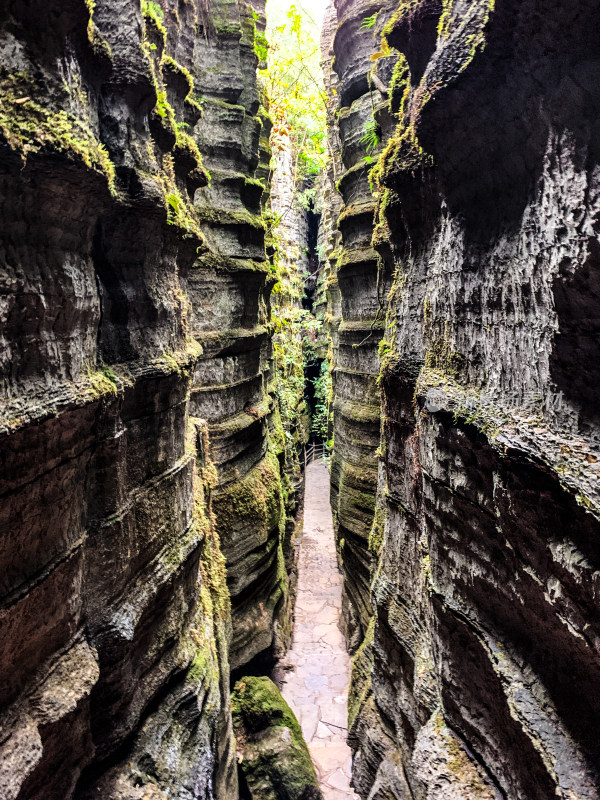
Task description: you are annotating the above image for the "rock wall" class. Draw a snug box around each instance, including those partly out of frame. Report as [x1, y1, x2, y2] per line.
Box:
[313, 2, 342, 449]
[190, 0, 294, 674]
[327, 0, 600, 798]
[269, 125, 311, 482]
[327, 0, 401, 649]
[0, 0, 291, 796]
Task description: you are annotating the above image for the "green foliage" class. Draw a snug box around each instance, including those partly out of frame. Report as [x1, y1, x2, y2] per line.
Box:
[142, 1, 164, 23]
[262, 3, 328, 188]
[166, 192, 180, 216]
[295, 184, 316, 211]
[254, 29, 269, 64]
[360, 14, 378, 30]
[271, 307, 313, 444]
[153, 90, 170, 118]
[311, 359, 332, 441]
[360, 118, 381, 153]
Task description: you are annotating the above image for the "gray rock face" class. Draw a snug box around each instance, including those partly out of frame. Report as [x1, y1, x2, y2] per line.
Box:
[0, 0, 290, 796]
[189, 0, 295, 674]
[327, 0, 600, 798]
[325, 0, 400, 651]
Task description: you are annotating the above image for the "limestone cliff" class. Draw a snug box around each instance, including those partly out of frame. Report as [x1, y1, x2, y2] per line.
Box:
[327, 0, 600, 798]
[189, 0, 295, 675]
[326, 0, 401, 650]
[0, 0, 293, 796]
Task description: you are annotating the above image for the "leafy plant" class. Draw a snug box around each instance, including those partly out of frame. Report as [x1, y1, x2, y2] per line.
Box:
[166, 192, 180, 217]
[360, 118, 381, 153]
[262, 3, 328, 190]
[360, 14, 378, 30]
[311, 359, 332, 441]
[142, 1, 164, 21]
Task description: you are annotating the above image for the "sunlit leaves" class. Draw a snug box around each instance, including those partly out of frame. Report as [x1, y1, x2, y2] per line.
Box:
[263, 0, 327, 186]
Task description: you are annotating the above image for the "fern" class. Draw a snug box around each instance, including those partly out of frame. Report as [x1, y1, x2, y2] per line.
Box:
[359, 118, 381, 153]
[360, 14, 377, 30]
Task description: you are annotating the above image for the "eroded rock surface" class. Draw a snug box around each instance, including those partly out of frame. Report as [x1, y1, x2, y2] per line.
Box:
[232, 676, 322, 800]
[326, 0, 600, 798]
[0, 0, 293, 796]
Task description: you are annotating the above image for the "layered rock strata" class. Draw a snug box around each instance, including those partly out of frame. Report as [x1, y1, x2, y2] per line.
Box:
[268, 129, 311, 483]
[314, 3, 344, 460]
[189, 0, 294, 674]
[0, 0, 288, 795]
[329, 0, 600, 798]
[327, 0, 399, 648]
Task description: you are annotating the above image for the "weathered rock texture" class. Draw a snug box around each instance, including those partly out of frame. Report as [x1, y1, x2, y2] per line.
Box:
[0, 0, 290, 796]
[327, 0, 600, 798]
[232, 676, 322, 800]
[268, 131, 311, 483]
[190, 0, 294, 674]
[327, 0, 401, 650]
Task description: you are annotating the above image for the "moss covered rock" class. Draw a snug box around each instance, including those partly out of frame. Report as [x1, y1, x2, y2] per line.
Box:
[232, 676, 322, 800]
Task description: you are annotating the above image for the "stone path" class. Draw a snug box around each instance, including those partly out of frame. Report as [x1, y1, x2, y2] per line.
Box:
[279, 460, 358, 800]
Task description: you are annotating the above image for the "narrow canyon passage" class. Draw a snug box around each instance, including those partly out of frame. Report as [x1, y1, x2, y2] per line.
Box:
[279, 460, 357, 800]
[2, 0, 600, 797]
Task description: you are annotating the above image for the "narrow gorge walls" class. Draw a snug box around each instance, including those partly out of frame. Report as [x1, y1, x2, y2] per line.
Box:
[0, 0, 306, 796]
[2, 0, 600, 798]
[324, 0, 600, 798]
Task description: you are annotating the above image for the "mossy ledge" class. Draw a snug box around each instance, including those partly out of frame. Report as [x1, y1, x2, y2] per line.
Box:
[232, 676, 322, 800]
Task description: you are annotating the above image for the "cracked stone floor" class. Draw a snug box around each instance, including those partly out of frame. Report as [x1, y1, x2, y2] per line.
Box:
[279, 459, 359, 800]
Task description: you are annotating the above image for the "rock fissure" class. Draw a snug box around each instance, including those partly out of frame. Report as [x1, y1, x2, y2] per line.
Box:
[2, 0, 600, 798]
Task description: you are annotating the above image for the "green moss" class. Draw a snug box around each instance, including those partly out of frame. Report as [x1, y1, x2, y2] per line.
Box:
[576, 493, 595, 512]
[232, 676, 319, 799]
[173, 127, 208, 183]
[84, 0, 113, 61]
[379, 123, 434, 181]
[141, 0, 167, 40]
[348, 618, 374, 730]
[86, 363, 119, 397]
[213, 20, 244, 38]
[213, 450, 283, 531]
[160, 53, 204, 118]
[194, 205, 266, 231]
[161, 55, 193, 92]
[437, 0, 454, 39]
[194, 251, 269, 274]
[337, 200, 377, 227]
[182, 419, 232, 692]
[245, 176, 266, 191]
[461, 1, 496, 71]
[422, 301, 464, 377]
[381, 0, 421, 39]
[0, 72, 116, 193]
[424, 334, 463, 377]
[416, 368, 505, 442]
[232, 676, 302, 736]
[368, 505, 386, 556]
[388, 53, 410, 116]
